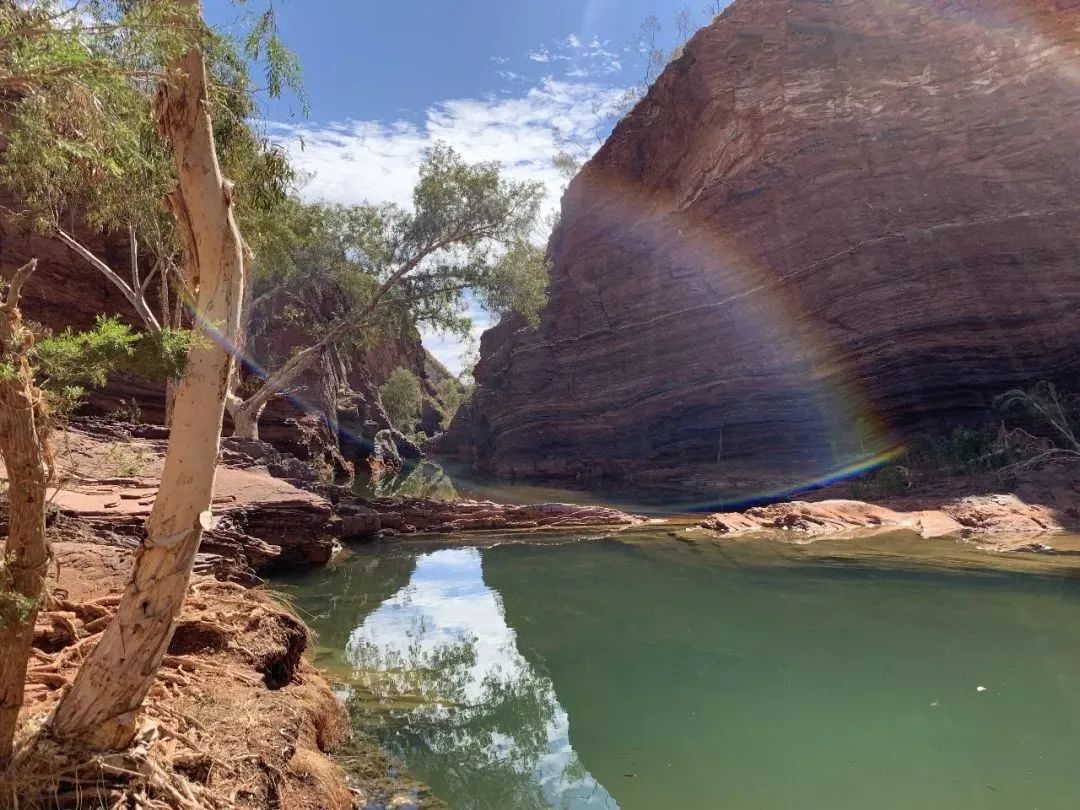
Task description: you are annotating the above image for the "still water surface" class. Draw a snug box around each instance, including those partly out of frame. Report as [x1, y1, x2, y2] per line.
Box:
[275, 531, 1080, 809]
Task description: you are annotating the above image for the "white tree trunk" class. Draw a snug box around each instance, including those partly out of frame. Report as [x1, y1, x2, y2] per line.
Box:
[163, 376, 179, 427]
[0, 260, 51, 765]
[51, 2, 246, 749]
[230, 400, 264, 440]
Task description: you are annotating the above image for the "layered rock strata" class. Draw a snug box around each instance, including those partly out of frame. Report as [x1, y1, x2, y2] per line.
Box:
[442, 0, 1080, 491]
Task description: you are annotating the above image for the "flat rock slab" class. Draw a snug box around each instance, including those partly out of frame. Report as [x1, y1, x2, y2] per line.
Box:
[701, 494, 1080, 553]
[343, 496, 647, 537]
[39, 429, 339, 576]
[701, 500, 962, 540]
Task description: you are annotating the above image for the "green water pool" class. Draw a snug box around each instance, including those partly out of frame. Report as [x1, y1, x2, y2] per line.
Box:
[273, 531, 1080, 809]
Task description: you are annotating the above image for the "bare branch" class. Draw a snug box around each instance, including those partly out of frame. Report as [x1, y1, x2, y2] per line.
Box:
[56, 227, 161, 332]
[2, 260, 39, 309]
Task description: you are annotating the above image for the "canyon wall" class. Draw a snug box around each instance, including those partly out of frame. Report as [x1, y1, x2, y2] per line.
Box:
[442, 0, 1080, 492]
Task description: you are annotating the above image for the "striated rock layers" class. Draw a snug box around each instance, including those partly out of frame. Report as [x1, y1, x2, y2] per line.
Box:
[442, 0, 1080, 493]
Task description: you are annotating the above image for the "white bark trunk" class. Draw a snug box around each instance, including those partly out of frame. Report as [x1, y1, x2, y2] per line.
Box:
[51, 3, 246, 749]
[0, 260, 51, 765]
[164, 376, 179, 427]
[230, 400, 263, 440]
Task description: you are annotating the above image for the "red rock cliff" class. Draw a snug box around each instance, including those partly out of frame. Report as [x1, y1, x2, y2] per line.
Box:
[443, 0, 1080, 491]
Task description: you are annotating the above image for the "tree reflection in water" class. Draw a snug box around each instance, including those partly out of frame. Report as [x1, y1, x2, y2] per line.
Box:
[357, 460, 460, 501]
[343, 548, 617, 809]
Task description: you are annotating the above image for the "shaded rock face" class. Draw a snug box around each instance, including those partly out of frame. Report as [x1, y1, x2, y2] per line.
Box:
[0, 201, 446, 464]
[444, 0, 1080, 492]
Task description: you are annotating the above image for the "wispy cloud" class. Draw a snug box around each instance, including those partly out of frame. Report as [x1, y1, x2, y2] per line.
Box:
[269, 78, 623, 214]
[527, 47, 551, 63]
[267, 78, 626, 374]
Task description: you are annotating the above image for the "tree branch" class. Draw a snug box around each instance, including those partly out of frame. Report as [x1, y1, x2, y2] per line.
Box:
[56, 227, 161, 332]
[2, 260, 38, 309]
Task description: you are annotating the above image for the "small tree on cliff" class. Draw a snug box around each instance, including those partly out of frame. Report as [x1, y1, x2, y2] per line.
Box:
[436, 375, 468, 427]
[380, 367, 423, 432]
[227, 144, 549, 440]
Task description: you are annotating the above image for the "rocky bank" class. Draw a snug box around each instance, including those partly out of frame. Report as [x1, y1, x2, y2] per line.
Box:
[442, 0, 1080, 491]
[696, 460, 1080, 555]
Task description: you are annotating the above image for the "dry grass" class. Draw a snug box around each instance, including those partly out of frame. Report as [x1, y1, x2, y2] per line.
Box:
[0, 545, 356, 810]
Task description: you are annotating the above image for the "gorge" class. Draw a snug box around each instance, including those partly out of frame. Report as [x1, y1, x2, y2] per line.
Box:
[5, 0, 1080, 807]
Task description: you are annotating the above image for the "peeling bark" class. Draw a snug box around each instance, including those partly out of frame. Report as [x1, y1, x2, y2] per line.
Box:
[0, 259, 51, 764]
[52, 0, 246, 749]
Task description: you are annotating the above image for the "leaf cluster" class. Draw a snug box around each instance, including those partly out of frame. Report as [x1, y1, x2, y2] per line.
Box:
[1, 1, 302, 286]
[379, 367, 423, 432]
[31, 315, 141, 413]
[251, 144, 549, 364]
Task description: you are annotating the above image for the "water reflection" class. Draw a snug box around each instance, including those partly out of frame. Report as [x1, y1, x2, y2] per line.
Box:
[344, 548, 618, 809]
[357, 460, 460, 500]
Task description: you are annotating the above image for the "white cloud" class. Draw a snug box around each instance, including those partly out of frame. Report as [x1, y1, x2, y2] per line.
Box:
[266, 78, 626, 375]
[565, 33, 582, 48]
[490, 55, 510, 64]
[527, 47, 551, 63]
[268, 77, 624, 214]
[421, 315, 487, 376]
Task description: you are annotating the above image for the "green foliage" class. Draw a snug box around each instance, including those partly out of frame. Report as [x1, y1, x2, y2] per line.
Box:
[0, 590, 39, 630]
[32, 316, 140, 413]
[126, 327, 193, 381]
[858, 383, 1080, 492]
[435, 377, 468, 427]
[850, 465, 909, 500]
[248, 144, 549, 376]
[477, 242, 548, 327]
[0, 553, 40, 629]
[103, 442, 151, 476]
[34, 316, 140, 390]
[1, 1, 303, 318]
[379, 368, 423, 432]
[903, 426, 1010, 478]
[109, 398, 143, 424]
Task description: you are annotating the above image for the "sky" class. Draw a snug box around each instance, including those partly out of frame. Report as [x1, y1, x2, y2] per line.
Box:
[204, 0, 728, 374]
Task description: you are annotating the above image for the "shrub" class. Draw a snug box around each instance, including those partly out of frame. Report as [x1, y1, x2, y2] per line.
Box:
[379, 367, 422, 432]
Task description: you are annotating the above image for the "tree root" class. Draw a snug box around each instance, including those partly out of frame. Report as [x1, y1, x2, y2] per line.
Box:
[9, 588, 279, 808]
[0, 724, 241, 810]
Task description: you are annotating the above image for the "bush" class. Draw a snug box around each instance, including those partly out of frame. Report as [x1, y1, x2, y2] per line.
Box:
[905, 426, 1011, 477]
[379, 367, 422, 431]
[851, 465, 910, 500]
[435, 377, 468, 427]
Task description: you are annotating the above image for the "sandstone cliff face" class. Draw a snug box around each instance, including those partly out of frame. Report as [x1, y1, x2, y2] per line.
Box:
[443, 0, 1080, 491]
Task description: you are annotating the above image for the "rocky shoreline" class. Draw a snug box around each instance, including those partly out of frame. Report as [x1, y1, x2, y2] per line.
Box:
[697, 463, 1080, 554]
[10, 419, 1080, 807]
[47, 419, 647, 586]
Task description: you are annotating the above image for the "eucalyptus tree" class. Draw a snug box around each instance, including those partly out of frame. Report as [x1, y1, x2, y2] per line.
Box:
[227, 143, 549, 440]
[0, 261, 140, 762]
[0, 0, 302, 753]
[1, 1, 297, 421]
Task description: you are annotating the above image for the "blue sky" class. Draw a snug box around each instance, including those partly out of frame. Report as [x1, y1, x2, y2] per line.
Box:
[204, 0, 728, 373]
